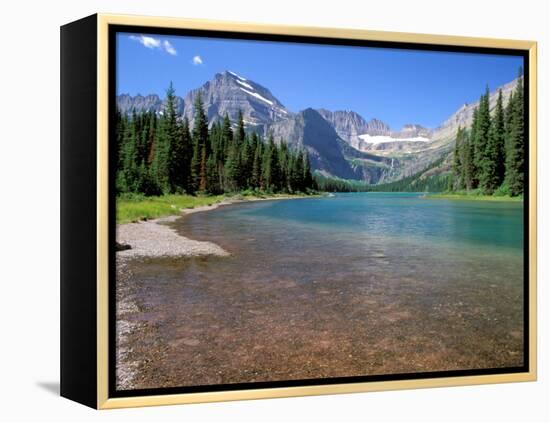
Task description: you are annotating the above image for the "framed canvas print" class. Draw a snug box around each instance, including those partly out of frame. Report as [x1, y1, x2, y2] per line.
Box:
[60, 13, 537, 409]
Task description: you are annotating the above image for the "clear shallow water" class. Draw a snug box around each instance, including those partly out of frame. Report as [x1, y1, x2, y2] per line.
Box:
[117, 193, 524, 389]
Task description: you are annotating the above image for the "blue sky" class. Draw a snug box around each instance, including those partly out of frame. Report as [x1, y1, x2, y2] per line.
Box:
[116, 33, 523, 129]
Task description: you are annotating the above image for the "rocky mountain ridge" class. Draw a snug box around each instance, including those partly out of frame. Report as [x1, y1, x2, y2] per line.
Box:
[117, 71, 518, 184]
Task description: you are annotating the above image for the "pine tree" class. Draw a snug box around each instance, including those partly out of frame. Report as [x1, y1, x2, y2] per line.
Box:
[225, 144, 241, 192]
[191, 94, 209, 193]
[251, 140, 263, 189]
[115, 111, 128, 193]
[505, 91, 515, 142]
[146, 112, 157, 165]
[473, 87, 491, 187]
[199, 139, 209, 192]
[493, 89, 506, 186]
[190, 137, 201, 193]
[293, 152, 305, 192]
[460, 130, 475, 191]
[151, 85, 177, 194]
[180, 118, 192, 191]
[115, 109, 126, 171]
[469, 107, 479, 188]
[122, 109, 144, 192]
[505, 71, 524, 196]
[452, 126, 464, 189]
[211, 122, 226, 191]
[480, 89, 506, 193]
[235, 110, 245, 145]
[278, 141, 289, 192]
[221, 114, 233, 157]
[136, 161, 159, 196]
[240, 137, 253, 188]
[208, 122, 223, 168]
[302, 152, 314, 191]
[286, 154, 297, 192]
[479, 125, 498, 194]
[137, 111, 156, 167]
[263, 135, 281, 192]
[162, 83, 187, 193]
[206, 154, 221, 194]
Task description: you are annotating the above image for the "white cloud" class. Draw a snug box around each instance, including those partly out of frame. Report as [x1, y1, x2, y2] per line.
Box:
[163, 40, 177, 56]
[129, 35, 177, 56]
[192, 55, 203, 65]
[129, 35, 161, 49]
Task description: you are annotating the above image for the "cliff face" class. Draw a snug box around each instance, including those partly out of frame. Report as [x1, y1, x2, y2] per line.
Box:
[316, 109, 389, 137]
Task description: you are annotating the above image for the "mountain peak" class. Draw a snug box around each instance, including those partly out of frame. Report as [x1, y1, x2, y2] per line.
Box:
[391, 123, 432, 140]
[401, 123, 426, 130]
[302, 107, 319, 115]
[180, 71, 289, 127]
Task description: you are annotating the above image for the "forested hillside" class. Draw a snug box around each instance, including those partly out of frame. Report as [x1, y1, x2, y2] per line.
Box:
[452, 71, 525, 196]
[116, 83, 315, 197]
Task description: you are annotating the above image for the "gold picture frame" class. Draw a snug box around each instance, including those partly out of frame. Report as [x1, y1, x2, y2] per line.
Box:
[60, 13, 537, 409]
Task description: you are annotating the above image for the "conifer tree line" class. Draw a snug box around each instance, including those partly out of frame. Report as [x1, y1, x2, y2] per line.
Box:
[116, 83, 315, 196]
[452, 70, 525, 196]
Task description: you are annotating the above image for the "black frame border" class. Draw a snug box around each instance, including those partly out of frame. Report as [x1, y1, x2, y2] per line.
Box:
[107, 24, 531, 399]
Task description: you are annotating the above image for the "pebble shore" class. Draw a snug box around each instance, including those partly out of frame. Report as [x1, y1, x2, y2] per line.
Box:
[116, 203, 231, 259]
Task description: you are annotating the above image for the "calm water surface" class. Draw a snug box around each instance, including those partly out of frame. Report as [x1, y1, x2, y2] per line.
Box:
[117, 193, 524, 389]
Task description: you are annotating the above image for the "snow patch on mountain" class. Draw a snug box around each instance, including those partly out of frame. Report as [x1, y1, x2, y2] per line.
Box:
[228, 70, 247, 81]
[358, 134, 430, 144]
[236, 79, 254, 90]
[238, 87, 274, 105]
[241, 118, 260, 125]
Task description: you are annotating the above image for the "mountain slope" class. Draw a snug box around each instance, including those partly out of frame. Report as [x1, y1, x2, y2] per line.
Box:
[269, 108, 359, 179]
[386, 78, 520, 186]
[431, 79, 518, 145]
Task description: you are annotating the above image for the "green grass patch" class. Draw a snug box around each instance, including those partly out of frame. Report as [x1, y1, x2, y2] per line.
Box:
[116, 191, 316, 224]
[427, 191, 523, 202]
[116, 194, 227, 224]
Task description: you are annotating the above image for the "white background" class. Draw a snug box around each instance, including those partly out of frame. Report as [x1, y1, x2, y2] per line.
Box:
[0, 0, 547, 421]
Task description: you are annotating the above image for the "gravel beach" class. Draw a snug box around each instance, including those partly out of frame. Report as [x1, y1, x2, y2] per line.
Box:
[116, 203, 231, 259]
[116, 196, 310, 259]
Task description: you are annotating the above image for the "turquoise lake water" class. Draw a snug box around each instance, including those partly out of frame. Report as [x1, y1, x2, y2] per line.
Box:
[121, 193, 525, 389]
[227, 192, 523, 251]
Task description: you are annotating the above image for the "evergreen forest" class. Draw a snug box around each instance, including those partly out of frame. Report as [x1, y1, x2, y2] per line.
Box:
[116, 83, 315, 197]
[452, 71, 525, 196]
